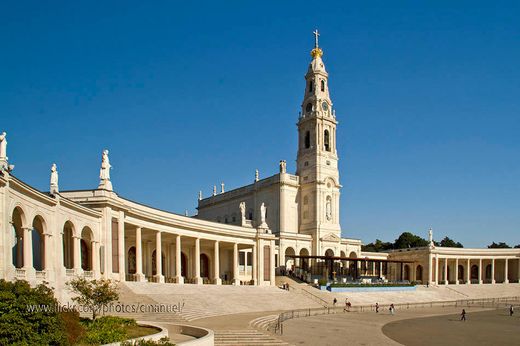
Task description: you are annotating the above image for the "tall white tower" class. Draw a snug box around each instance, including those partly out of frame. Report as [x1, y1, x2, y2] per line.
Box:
[296, 30, 341, 254]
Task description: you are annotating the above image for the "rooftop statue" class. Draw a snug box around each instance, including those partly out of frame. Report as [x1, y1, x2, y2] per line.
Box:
[50, 163, 59, 195]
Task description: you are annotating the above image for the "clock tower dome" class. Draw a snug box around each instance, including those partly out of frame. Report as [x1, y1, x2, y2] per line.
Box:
[296, 30, 341, 255]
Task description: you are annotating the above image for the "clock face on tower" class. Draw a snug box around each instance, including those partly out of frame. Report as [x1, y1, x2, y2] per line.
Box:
[322, 102, 329, 112]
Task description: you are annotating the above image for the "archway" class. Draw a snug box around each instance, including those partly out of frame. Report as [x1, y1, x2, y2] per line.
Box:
[404, 265, 410, 281]
[348, 251, 358, 277]
[200, 254, 210, 278]
[458, 265, 464, 282]
[81, 227, 93, 271]
[299, 248, 309, 271]
[285, 247, 296, 271]
[127, 246, 136, 274]
[62, 221, 74, 269]
[32, 216, 46, 271]
[471, 265, 479, 280]
[11, 207, 25, 268]
[325, 249, 334, 257]
[485, 264, 492, 281]
[416, 265, 423, 282]
[151, 250, 166, 276]
[181, 252, 187, 277]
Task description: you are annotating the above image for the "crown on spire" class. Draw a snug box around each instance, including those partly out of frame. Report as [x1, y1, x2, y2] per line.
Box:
[311, 29, 323, 58]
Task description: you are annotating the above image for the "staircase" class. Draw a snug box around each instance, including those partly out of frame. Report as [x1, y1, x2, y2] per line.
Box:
[214, 330, 290, 345]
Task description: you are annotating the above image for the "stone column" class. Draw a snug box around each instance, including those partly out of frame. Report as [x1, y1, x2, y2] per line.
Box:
[213, 241, 221, 284]
[444, 258, 448, 285]
[91, 241, 100, 278]
[194, 238, 202, 284]
[428, 253, 432, 284]
[455, 258, 459, 285]
[379, 261, 383, 278]
[478, 258, 482, 284]
[135, 227, 145, 282]
[175, 235, 183, 284]
[270, 240, 276, 285]
[504, 259, 509, 284]
[491, 258, 496, 284]
[43, 233, 53, 271]
[466, 259, 470, 284]
[435, 254, 439, 284]
[155, 231, 164, 283]
[233, 243, 239, 285]
[23, 227, 35, 277]
[73, 235, 82, 273]
[252, 243, 258, 285]
[118, 211, 125, 281]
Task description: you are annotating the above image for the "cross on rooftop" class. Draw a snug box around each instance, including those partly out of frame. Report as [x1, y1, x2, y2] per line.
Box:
[313, 29, 320, 48]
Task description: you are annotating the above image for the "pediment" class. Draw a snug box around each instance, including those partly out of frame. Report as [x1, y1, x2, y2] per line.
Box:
[320, 232, 341, 243]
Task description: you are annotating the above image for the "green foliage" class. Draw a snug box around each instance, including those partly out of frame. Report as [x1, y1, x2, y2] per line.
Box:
[318, 278, 328, 286]
[437, 236, 463, 248]
[121, 336, 175, 346]
[393, 232, 429, 249]
[67, 277, 119, 320]
[0, 279, 70, 345]
[61, 309, 85, 345]
[361, 239, 393, 252]
[80, 316, 135, 345]
[515, 244, 520, 248]
[488, 242, 511, 249]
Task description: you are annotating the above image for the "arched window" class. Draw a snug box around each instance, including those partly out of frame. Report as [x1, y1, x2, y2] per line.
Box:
[305, 103, 312, 114]
[321, 80, 325, 92]
[309, 81, 313, 92]
[324, 130, 330, 151]
[304, 131, 310, 149]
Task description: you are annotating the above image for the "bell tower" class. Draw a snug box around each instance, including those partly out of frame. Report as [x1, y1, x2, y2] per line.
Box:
[296, 30, 341, 252]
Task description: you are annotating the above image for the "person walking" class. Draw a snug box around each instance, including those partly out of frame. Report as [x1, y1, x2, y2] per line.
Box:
[343, 298, 350, 312]
[509, 305, 514, 316]
[389, 304, 395, 315]
[333, 298, 337, 307]
[375, 303, 379, 313]
[460, 309, 466, 321]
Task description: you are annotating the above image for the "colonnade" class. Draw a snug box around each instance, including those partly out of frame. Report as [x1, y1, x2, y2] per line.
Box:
[429, 255, 520, 285]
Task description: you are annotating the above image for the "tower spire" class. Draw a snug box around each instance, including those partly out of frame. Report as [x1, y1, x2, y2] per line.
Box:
[311, 29, 323, 58]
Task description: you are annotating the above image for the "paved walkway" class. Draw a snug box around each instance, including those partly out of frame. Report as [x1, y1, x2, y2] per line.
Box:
[277, 306, 493, 345]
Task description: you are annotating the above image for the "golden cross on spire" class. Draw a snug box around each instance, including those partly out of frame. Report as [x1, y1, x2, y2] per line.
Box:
[313, 29, 320, 48]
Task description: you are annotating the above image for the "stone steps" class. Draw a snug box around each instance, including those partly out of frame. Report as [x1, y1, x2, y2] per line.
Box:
[249, 314, 279, 330]
[214, 330, 289, 345]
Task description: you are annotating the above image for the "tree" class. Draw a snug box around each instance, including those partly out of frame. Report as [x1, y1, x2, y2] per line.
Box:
[362, 239, 393, 252]
[394, 232, 429, 249]
[514, 244, 520, 249]
[67, 278, 119, 320]
[488, 242, 511, 249]
[0, 279, 71, 345]
[438, 236, 463, 248]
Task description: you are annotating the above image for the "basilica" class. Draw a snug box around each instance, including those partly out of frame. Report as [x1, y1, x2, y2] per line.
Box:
[1, 34, 519, 300]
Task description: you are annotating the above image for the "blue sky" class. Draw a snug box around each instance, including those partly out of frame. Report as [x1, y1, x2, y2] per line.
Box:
[1, 1, 519, 247]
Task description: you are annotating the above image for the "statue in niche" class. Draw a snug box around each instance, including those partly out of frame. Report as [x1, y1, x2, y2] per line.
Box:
[0, 132, 7, 160]
[326, 197, 332, 221]
[50, 163, 59, 194]
[239, 202, 246, 223]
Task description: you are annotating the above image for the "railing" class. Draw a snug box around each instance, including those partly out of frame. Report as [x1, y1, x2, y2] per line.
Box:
[83, 271, 93, 278]
[266, 296, 520, 335]
[15, 268, 26, 278]
[288, 285, 330, 308]
[65, 269, 75, 276]
[35, 270, 47, 279]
